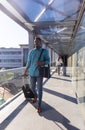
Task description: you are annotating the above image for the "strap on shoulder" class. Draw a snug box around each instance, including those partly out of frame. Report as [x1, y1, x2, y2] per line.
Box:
[38, 49, 44, 61]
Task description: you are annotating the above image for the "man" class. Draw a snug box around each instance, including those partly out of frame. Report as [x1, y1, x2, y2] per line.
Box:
[23, 37, 50, 113]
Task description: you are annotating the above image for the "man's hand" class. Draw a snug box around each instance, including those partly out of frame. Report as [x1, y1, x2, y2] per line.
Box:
[37, 61, 45, 66]
[22, 66, 28, 77]
[22, 73, 28, 77]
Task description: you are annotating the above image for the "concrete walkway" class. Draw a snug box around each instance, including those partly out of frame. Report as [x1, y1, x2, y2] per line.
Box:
[0, 73, 85, 130]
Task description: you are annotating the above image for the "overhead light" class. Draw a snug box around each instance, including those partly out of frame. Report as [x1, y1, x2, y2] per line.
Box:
[34, 8, 46, 22]
[34, 0, 54, 22]
[48, 0, 54, 5]
[57, 27, 67, 33]
[61, 37, 70, 39]
[80, 26, 85, 30]
[0, 0, 6, 3]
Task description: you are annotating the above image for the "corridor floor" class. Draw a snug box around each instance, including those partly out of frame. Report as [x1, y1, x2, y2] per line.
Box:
[0, 72, 85, 130]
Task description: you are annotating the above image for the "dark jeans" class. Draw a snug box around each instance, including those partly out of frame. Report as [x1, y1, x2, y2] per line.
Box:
[29, 76, 43, 107]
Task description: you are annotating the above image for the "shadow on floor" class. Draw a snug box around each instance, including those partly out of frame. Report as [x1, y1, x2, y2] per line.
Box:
[44, 87, 77, 104]
[51, 76, 71, 82]
[40, 101, 80, 130]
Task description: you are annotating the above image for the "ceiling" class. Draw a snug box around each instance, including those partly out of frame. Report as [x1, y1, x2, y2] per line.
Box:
[0, 0, 85, 56]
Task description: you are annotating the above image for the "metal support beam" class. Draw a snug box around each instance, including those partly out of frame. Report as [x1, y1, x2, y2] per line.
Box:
[71, 0, 85, 39]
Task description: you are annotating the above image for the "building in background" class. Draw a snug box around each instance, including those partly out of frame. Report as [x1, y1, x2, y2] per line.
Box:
[0, 45, 29, 69]
[19, 44, 29, 66]
[0, 44, 58, 69]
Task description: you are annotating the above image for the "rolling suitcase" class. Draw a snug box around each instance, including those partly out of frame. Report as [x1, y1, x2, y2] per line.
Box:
[22, 77, 35, 99]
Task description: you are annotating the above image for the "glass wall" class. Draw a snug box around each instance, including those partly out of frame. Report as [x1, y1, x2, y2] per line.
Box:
[70, 12, 85, 122]
[0, 67, 25, 105]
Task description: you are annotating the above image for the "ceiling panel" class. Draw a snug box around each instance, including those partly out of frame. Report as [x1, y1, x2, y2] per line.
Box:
[0, 0, 84, 56]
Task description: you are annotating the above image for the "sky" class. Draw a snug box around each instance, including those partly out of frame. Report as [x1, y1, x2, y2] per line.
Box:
[0, 11, 28, 48]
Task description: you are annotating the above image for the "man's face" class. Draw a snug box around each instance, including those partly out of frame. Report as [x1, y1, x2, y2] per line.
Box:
[34, 38, 41, 49]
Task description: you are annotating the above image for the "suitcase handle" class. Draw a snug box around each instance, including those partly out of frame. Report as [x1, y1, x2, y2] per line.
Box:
[21, 75, 29, 86]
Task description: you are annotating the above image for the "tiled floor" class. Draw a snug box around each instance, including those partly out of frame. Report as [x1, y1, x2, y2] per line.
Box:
[0, 72, 85, 130]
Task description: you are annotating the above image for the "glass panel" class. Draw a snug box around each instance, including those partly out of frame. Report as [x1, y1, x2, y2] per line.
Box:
[40, 27, 67, 35]
[39, 9, 65, 21]
[40, 30, 53, 35]
[72, 11, 85, 122]
[52, 0, 80, 14]
[12, 0, 81, 22]
[13, 0, 45, 21]
[51, 0, 80, 20]
[0, 67, 26, 105]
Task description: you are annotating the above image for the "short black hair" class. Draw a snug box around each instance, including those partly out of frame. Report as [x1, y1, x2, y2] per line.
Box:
[35, 37, 41, 41]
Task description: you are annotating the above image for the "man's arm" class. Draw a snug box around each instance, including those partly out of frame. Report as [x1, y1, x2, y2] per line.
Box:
[23, 66, 29, 76]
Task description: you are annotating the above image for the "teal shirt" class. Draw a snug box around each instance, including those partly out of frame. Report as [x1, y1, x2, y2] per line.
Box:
[26, 47, 50, 76]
